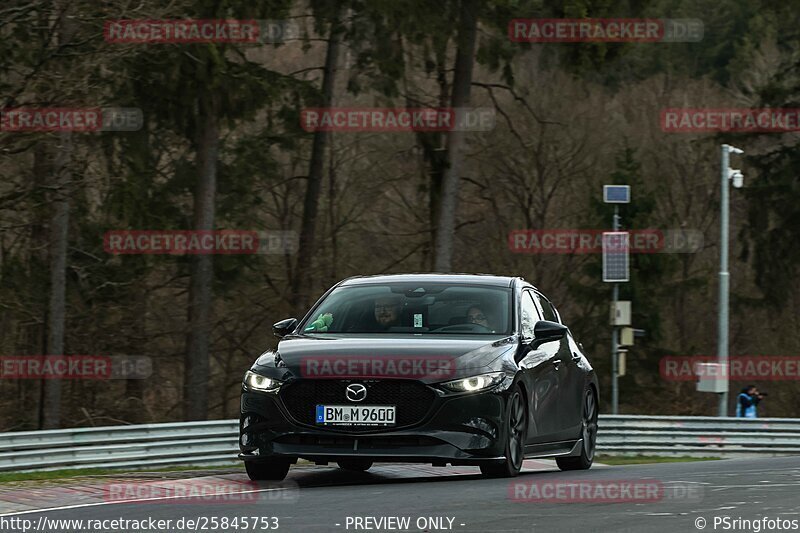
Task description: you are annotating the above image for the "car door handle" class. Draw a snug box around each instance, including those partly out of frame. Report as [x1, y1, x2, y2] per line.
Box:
[552, 359, 561, 369]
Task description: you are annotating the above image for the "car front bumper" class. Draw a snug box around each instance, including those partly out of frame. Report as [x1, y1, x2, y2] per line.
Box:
[239, 384, 511, 464]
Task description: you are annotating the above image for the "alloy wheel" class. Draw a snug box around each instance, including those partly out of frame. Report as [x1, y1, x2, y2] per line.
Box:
[508, 391, 526, 470]
[582, 389, 598, 461]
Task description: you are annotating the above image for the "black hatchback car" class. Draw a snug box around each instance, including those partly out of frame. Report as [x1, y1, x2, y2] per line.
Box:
[239, 274, 598, 480]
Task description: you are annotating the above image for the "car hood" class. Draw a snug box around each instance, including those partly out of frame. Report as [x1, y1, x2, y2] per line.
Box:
[252, 333, 517, 384]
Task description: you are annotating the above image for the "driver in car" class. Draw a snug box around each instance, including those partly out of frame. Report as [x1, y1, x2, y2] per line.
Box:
[466, 306, 493, 331]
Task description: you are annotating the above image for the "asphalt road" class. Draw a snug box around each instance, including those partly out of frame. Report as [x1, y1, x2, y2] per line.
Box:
[4, 456, 800, 533]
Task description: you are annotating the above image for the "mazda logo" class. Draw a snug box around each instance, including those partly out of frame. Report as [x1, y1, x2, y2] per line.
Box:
[345, 383, 367, 402]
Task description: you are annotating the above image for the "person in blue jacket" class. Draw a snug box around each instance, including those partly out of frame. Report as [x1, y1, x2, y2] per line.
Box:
[736, 385, 764, 418]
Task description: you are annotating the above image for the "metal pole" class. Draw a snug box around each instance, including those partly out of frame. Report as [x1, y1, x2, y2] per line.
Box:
[611, 205, 620, 415]
[718, 145, 730, 417]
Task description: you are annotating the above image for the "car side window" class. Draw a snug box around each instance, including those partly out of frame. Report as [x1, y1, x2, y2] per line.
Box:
[520, 291, 540, 338]
[534, 292, 560, 323]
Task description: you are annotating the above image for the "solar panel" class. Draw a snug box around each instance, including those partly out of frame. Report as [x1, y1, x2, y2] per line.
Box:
[603, 185, 631, 204]
[603, 232, 630, 282]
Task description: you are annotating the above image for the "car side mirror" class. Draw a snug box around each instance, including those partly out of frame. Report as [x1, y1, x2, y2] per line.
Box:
[531, 320, 568, 347]
[272, 318, 297, 338]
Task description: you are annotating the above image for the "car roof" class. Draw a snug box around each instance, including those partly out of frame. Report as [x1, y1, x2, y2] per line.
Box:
[338, 273, 522, 288]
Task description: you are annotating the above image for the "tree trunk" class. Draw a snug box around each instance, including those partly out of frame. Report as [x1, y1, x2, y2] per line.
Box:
[422, 43, 450, 270]
[32, 144, 50, 429]
[327, 139, 338, 280]
[184, 93, 220, 421]
[291, 11, 343, 312]
[41, 131, 71, 429]
[41, 0, 76, 428]
[433, 0, 478, 272]
[124, 286, 147, 423]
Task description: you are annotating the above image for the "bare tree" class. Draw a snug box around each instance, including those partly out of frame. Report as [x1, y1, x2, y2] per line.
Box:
[292, 7, 343, 311]
[184, 92, 220, 421]
[434, 0, 477, 272]
[41, 0, 75, 429]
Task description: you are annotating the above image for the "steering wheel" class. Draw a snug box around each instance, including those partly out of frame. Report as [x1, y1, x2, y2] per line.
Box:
[433, 323, 493, 333]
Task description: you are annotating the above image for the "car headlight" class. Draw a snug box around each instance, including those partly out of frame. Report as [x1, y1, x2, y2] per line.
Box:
[440, 372, 505, 393]
[243, 370, 282, 392]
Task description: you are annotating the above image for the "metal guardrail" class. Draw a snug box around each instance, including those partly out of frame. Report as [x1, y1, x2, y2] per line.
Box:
[598, 415, 800, 457]
[0, 420, 239, 473]
[0, 415, 798, 472]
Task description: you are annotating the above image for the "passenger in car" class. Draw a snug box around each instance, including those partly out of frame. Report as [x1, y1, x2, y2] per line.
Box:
[373, 295, 403, 330]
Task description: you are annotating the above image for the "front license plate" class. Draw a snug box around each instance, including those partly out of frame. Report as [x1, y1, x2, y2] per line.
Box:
[316, 405, 396, 426]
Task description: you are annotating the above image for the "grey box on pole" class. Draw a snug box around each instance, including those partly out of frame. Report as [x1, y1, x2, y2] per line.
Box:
[610, 301, 631, 326]
[619, 326, 635, 346]
[696, 363, 729, 393]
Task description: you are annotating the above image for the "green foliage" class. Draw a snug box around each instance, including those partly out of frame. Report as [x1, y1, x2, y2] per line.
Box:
[741, 34, 800, 308]
[535, 0, 794, 87]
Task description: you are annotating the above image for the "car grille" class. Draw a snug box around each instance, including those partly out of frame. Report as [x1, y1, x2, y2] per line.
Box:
[279, 379, 435, 432]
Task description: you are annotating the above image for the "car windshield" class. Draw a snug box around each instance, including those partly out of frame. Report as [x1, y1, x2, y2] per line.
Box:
[300, 283, 512, 335]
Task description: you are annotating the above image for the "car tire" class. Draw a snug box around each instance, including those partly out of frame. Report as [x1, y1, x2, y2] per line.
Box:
[556, 386, 598, 471]
[480, 384, 527, 478]
[337, 458, 373, 471]
[245, 458, 291, 481]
